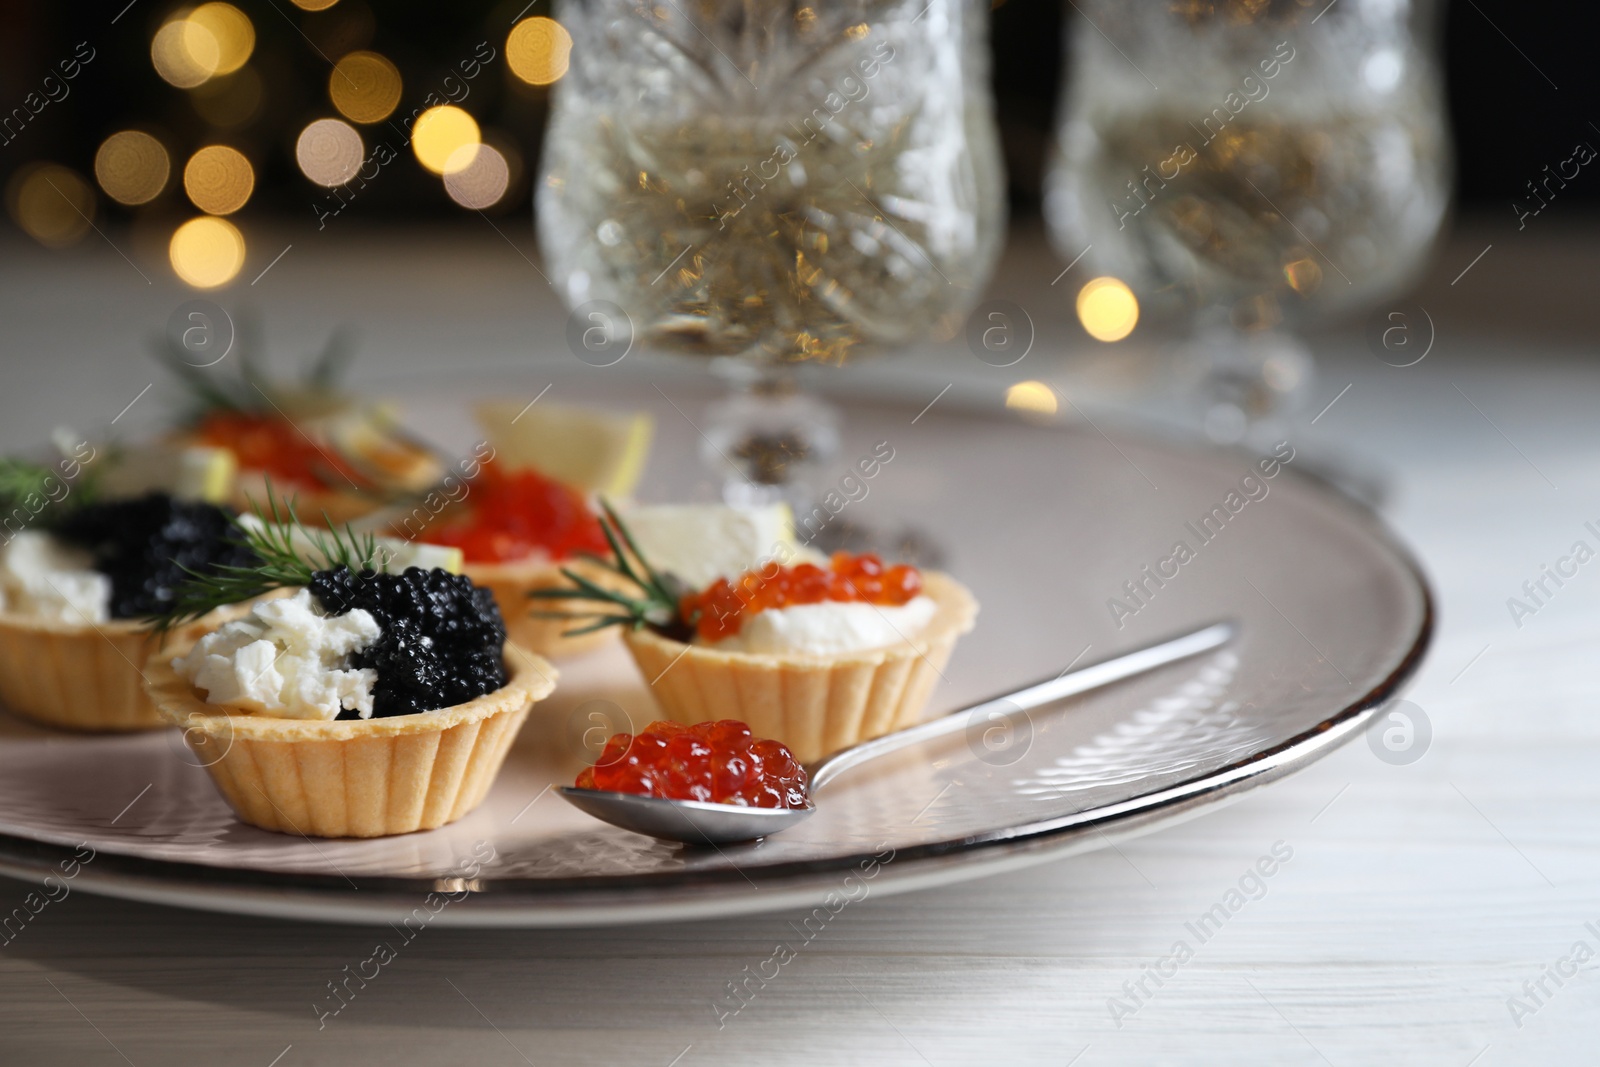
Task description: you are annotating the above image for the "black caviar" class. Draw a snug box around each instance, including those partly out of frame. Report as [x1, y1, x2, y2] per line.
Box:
[307, 565, 507, 719]
[53, 493, 258, 619]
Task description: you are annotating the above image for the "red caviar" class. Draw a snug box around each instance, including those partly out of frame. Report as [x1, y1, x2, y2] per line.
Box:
[679, 551, 922, 642]
[576, 719, 809, 808]
[430, 458, 608, 564]
[193, 411, 371, 491]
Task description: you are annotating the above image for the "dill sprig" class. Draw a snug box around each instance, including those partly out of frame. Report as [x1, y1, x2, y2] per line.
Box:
[0, 459, 54, 514]
[528, 500, 691, 639]
[0, 447, 107, 525]
[152, 320, 357, 425]
[148, 485, 385, 632]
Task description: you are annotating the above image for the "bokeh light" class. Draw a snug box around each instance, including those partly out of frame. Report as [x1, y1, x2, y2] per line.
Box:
[151, 17, 221, 89]
[7, 164, 95, 248]
[169, 216, 246, 288]
[1075, 276, 1140, 342]
[329, 51, 402, 124]
[295, 118, 364, 186]
[187, 3, 254, 75]
[1005, 380, 1059, 416]
[507, 17, 572, 86]
[183, 145, 254, 215]
[412, 106, 480, 174]
[443, 143, 510, 209]
[290, 0, 340, 9]
[94, 131, 171, 206]
[190, 66, 263, 127]
[1283, 256, 1323, 294]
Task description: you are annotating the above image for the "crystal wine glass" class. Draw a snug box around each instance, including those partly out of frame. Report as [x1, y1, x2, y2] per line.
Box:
[538, 0, 1004, 521]
[1045, 0, 1451, 447]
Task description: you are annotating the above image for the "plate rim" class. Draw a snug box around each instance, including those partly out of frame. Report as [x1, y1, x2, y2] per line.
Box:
[0, 446, 1435, 925]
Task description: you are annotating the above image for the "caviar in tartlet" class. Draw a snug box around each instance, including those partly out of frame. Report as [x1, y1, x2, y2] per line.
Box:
[308, 565, 508, 718]
[427, 457, 609, 564]
[155, 326, 441, 514]
[191, 410, 374, 494]
[530, 503, 938, 656]
[681, 552, 924, 642]
[52, 493, 258, 619]
[161, 501, 509, 720]
[147, 505, 555, 837]
[578, 719, 810, 808]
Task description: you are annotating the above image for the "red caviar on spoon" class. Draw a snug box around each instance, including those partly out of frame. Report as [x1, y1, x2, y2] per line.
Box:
[576, 719, 810, 809]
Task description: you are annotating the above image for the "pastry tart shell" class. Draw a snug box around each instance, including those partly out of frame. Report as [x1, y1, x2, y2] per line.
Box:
[0, 610, 231, 733]
[621, 572, 977, 764]
[144, 641, 557, 838]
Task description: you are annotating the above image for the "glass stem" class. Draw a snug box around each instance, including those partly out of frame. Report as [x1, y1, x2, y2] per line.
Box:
[701, 357, 840, 510]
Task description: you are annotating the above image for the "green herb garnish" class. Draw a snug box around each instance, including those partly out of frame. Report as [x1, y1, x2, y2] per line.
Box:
[528, 500, 689, 639]
[0, 458, 56, 515]
[153, 320, 357, 425]
[149, 485, 385, 632]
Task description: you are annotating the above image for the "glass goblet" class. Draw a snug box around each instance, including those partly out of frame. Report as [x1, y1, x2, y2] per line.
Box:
[539, 0, 1005, 524]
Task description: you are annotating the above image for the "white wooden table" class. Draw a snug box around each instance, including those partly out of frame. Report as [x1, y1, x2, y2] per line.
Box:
[0, 218, 1594, 1066]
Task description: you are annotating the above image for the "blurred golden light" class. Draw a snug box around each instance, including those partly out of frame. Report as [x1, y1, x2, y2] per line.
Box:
[7, 164, 95, 247]
[1005, 380, 1059, 416]
[507, 17, 571, 86]
[290, 0, 340, 9]
[1076, 276, 1140, 342]
[169, 216, 245, 288]
[329, 51, 402, 124]
[412, 106, 480, 175]
[151, 17, 221, 89]
[190, 66, 263, 127]
[183, 145, 254, 215]
[295, 118, 364, 186]
[188, 3, 254, 75]
[1283, 256, 1322, 294]
[444, 143, 510, 209]
[95, 131, 170, 206]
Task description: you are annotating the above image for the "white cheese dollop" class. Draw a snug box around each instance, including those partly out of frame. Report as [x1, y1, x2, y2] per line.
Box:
[705, 595, 938, 656]
[0, 530, 111, 624]
[174, 588, 381, 720]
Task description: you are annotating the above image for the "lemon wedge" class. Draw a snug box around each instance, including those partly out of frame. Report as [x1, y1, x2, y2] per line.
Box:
[476, 399, 652, 497]
[619, 503, 807, 590]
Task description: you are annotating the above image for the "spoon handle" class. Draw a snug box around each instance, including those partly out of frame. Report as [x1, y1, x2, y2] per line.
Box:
[807, 620, 1237, 792]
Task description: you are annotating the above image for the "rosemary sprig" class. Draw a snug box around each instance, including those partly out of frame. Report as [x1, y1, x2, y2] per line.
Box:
[528, 501, 691, 639]
[147, 484, 385, 632]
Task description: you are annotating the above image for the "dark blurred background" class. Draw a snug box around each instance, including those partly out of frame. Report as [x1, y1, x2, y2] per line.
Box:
[0, 0, 1589, 243]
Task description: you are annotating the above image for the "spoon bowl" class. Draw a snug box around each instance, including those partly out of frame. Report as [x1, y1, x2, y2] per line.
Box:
[558, 787, 815, 846]
[561, 620, 1236, 845]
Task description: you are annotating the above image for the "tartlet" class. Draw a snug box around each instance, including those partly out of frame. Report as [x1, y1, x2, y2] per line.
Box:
[143, 505, 553, 838]
[0, 491, 260, 732]
[622, 572, 976, 763]
[534, 504, 979, 764]
[156, 329, 441, 527]
[0, 610, 217, 732]
[145, 641, 555, 837]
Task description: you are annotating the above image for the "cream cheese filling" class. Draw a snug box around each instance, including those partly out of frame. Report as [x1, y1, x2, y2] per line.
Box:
[704, 595, 937, 656]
